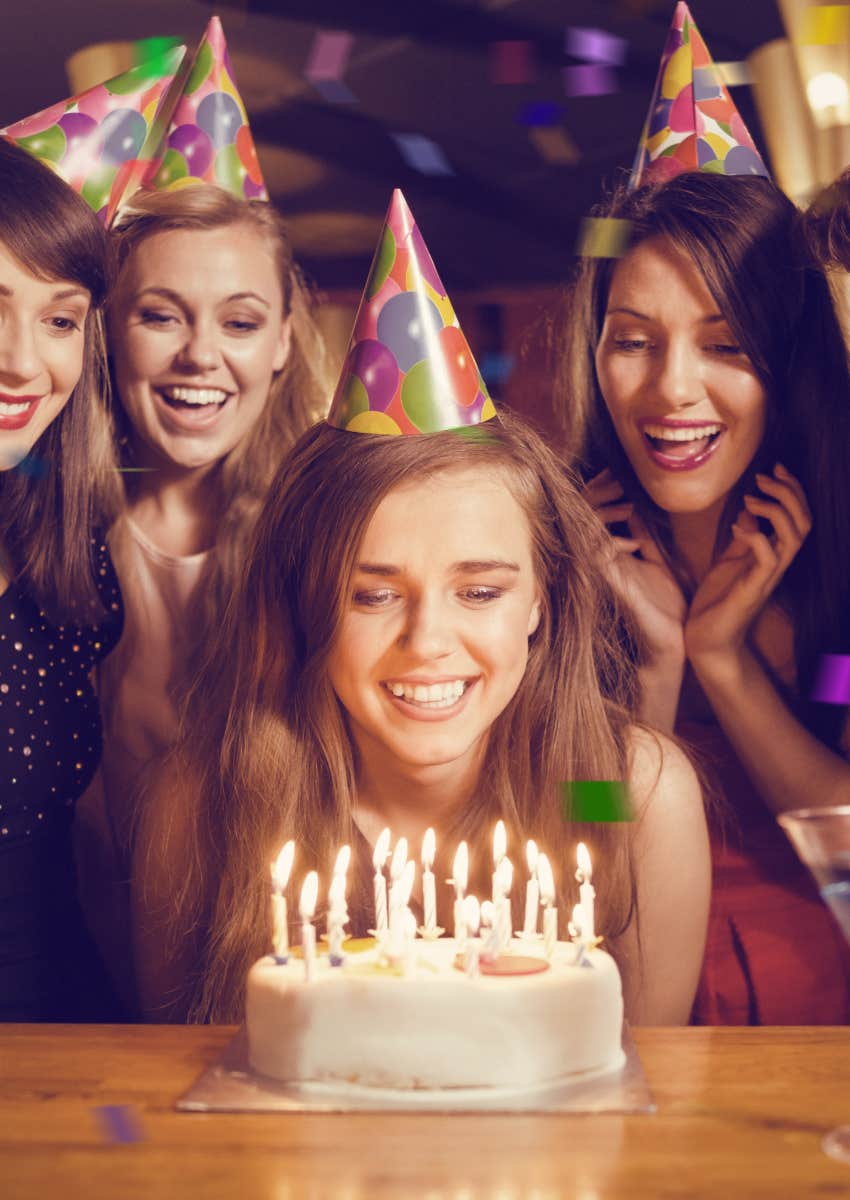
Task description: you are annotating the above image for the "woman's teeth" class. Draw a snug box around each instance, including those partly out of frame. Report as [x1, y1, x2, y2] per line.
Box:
[643, 423, 723, 442]
[159, 386, 229, 407]
[0, 400, 32, 416]
[386, 680, 468, 707]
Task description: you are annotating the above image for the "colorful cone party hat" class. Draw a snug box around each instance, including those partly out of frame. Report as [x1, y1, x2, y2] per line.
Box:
[139, 16, 267, 202]
[327, 190, 497, 436]
[629, 2, 769, 188]
[2, 43, 187, 225]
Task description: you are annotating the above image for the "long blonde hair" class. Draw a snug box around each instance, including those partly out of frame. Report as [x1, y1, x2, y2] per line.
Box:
[108, 184, 330, 682]
[155, 410, 643, 1021]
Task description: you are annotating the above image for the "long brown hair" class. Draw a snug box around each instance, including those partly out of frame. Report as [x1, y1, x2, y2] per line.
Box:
[155, 410, 644, 1022]
[556, 172, 850, 744]
[108, 184, 331, 675]
[0, 137, 119, 621]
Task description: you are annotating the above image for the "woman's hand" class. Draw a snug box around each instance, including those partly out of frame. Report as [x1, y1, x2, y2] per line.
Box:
[685, 464, 812, 678]
[585, 469, 688, 665]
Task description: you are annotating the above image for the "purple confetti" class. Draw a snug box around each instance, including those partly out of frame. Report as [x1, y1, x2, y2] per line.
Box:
[305, 31, 353, 82]
[566, 26, 627, 66]
[479, 352, 515, 386]
[564, 64, 618, 97]
[812, 655, 850, 705]
[93, 1105, 144, 1144]
[489, 40, 534, 86]
[516, 101, 563, 127]
[391, 133, 453, 176]
[311, 78, 357, 104]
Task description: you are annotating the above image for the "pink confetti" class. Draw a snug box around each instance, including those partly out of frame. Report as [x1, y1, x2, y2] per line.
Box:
[564, 64, 618, 97]
[812, 655, 850, 705]
[489, 41, 534, 86]
[305, 31, 353, 83]
[566, 27, 627, 66]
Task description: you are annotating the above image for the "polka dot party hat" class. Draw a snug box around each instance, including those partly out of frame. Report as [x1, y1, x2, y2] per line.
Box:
[327, 189, 498, 436]
[139, 16, 267, 203]
[1, 43, 187, 226]
[629, 2, 769, 189]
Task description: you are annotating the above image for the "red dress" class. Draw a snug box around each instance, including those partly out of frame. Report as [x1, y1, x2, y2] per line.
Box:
[680, 718, 850, 1025]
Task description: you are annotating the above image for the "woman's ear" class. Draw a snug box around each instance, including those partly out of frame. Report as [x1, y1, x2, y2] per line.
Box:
[528, 594, 542, 637]
[273, 317, 292, 373]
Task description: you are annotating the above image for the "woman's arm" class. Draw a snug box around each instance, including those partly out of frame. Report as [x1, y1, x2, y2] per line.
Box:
[130, 757, 200, 1022]
[614, 727, 710, 1026]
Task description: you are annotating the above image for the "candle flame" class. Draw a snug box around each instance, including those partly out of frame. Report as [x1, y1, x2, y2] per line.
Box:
[463, 894, 481, 935]
[373, 827, 391, 871]
[576, 841, 592, 883]
[480, 899, 496, 927]
[452, 841, 469, 893]
[421, 826, 436, 869]
[333, 844, 351, 878]
[493, 819, 507, 867]
[271, 839, 295, 890]
[390, 836, 408, 881]
[299, 870, 319, 919]
[496, 855, 513, 895]
[537, 852, 555, 904]
[526, 839, 538, 875]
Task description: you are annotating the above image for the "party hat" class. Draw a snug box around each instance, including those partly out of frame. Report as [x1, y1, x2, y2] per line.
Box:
[327, 190, 497, 436]
[630, 2, 769, 188]
[1, 43, 187, 225]
[139, 16, 267, 202]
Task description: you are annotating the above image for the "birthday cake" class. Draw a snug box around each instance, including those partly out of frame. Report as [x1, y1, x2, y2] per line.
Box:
[245, 936, 625, 1092]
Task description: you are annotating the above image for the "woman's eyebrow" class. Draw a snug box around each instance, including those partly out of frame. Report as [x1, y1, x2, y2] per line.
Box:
[355, 559, 521, 575]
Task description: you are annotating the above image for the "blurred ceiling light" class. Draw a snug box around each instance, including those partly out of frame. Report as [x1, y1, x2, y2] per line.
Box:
[807, 69, 850, 112]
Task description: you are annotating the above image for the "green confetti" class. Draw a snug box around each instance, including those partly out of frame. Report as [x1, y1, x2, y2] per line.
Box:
[560, 781, 632, 822]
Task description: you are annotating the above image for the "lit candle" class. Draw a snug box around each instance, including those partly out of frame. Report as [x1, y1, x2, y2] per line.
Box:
[372, 827, 391, 934]
[389, 858, 416, 965]
[327, 873, 348, 965]
[333, 843, 351, 880]
[496, 856, 514, 952]
[521, 839, 539, 938]
[421, 827, 440, 937]
[451, 841, 469, 943]
[463, 895, 481, 978]
[480, 900, 500, 963]
[270, 839, 295, 961]
[568, 902, 588, 966]
[576, 842, 596, 940]
[537, 851, 557, 960]
[491, 819, 507, 902]
[388, 836, 409, 913]
[299, 870, 319, 982]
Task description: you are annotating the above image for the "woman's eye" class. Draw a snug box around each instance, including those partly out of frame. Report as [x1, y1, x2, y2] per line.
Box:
[225, 318, 262, 334]
[353, 588, 398, 607]
[707, 343, 743, 356]
[139, 309, 177, 327]
[46, 315, 81, 334]
[459, 586, 503, 603]
[612, 337, 650, 352]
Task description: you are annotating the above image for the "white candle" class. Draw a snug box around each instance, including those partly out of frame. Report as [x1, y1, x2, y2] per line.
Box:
[327, 874, 348, 963]
[463, 895, 481, 979]
[388, 836, 409, 913]
[270, 840, 295, 959]
[491, 819, 506, 902]
[299, 870, 319, 982]
[522, 839, 539, 937]
[333, 843, 351, 880]
[421, 827, 438, 934]
[451, 841, 469, 943]
[576, 842, 596, 940]
[480, 900, 500, 962]
[537, 852, 557, 961]
[568, 902, 588, 966]
[496, 856, 513, 951]
[372, 827, 391, 934]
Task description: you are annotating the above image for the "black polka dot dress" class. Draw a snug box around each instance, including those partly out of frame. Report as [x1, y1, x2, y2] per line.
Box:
[0, 538, 123, 1020]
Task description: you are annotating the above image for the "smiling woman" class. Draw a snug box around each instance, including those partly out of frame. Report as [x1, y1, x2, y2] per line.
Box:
[130, 411, 709, 1027]
[558, 171, 850, 1025]
[0, 138, 123, 1020]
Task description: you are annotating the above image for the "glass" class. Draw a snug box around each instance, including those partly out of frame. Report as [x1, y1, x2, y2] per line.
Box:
[778, 805, 850, 1163]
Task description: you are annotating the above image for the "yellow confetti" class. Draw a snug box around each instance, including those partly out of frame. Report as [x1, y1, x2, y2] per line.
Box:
[801, 5, 850, 45]
[528, 126, 581, 165]
[576, 217, 632, 259]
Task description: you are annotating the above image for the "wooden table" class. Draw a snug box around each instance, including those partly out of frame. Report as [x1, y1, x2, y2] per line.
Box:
[2, 1025, 849, 1199]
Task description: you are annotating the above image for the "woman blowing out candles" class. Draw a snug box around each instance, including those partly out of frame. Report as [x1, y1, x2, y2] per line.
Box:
[559, 171, 850, 1024]
[131, 192, 708, 1028]
[0, 138, 123, 1019]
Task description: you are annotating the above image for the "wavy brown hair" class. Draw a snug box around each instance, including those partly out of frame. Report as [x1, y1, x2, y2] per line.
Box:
[107, 184, 330, 678]
[0, 137, 119, 621]
[152, 410, 645, 1022]
[555, 172, 850, 746]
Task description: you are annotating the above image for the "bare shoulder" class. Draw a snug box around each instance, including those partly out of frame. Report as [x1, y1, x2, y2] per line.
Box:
[626, 725, 703, 825]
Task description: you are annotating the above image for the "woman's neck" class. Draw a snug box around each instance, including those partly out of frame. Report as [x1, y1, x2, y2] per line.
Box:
[125, 440, 220, 557]
[668, 495, 727, 585]
[352, 737, 485, 853]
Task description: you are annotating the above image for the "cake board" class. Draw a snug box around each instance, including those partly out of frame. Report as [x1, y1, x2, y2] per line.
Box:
[176, 1025, 654, 1114]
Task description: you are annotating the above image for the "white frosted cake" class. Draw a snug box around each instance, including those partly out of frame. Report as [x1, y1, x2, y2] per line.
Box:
[245, 937, 625, 1092]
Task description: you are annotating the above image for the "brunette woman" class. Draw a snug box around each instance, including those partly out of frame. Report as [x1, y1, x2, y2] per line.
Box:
[561, 171, 850, 1024]
[0, 138, 122, 1019]
[131, 410, 708, 1025]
